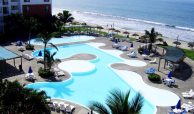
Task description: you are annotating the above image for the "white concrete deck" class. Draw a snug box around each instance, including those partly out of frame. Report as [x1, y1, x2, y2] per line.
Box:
[111, 69, 180, 107]
[58, 60, 96, 74]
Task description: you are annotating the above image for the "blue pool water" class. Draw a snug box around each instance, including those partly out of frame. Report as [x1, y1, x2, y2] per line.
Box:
[30, 35, 95, 45]
[28, 44, 156, 114]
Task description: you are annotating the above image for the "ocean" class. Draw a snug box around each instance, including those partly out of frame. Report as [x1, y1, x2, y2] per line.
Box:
[52, 0, 194, 42]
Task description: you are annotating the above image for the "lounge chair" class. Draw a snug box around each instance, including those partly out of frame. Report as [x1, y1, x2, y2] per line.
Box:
[182, 92, 194, 99]
[127, 51, 137, 58]
[120, 46, 128, 51]
[112, 43, 119, 48]
[25, 73, 36, 80]
[52, 101, 60, 110]
[53, 67, 65, 77]
[58, 102, 66, 111]
[182, 89, 193, 95]
[66, 105, 75, 113]
[36, 57, 44, 63]
[18, 46, 25, 51]
[22, 53, 34, 60]
[149, 58, 157, 64]
[181, 102, 194, 112]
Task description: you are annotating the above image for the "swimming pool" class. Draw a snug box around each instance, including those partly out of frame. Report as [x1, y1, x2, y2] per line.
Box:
[28, 44, 156, 114]
[30, 35, 95, 45]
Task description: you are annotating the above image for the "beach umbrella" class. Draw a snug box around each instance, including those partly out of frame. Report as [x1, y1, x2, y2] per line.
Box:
[143, 49, 149, 55]
[38, 51, 42, 56]
[145, 68, 156, 74]
[131, 43, 133, 47]
[28, 66, 33, 73]
[175, 99, 181, 109]
[108, 28, 115, 31]
[173, 41, 181, 47]
[114, 30, 120, 33]
[96, 26, 104, 30]
[123, 31, 130, 34]
[168, 71, 173, 79]
[132, 33, 139, 36]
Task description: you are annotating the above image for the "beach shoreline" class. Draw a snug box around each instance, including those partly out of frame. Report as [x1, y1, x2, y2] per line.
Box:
[52, 8, 192, 50]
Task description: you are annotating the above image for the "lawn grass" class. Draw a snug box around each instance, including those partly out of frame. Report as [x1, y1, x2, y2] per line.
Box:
[157, 45, 194, 61]
[182, 48, 194, 60]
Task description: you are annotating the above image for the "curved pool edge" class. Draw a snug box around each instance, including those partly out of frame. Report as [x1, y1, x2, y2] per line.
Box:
[108, 66, 180, 106]
[30, 35, 96, 46]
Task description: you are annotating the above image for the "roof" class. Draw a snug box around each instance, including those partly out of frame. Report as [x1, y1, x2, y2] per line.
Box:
[0, 46, 20, 61]
[161, 47, 185, 63]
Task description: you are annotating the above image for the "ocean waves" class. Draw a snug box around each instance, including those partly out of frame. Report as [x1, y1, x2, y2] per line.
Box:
[53, 8, 194, 42]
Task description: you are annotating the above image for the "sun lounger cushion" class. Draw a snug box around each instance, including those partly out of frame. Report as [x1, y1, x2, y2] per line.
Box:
[22, 54, 34, 60]
[18, 46, 25, 51]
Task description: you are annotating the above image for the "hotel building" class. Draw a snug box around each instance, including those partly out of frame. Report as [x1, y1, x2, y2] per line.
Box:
[0, 0, 52, 33]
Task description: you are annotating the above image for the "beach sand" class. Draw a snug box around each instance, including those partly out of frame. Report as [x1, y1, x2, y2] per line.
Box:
[52, 8, 191, 50]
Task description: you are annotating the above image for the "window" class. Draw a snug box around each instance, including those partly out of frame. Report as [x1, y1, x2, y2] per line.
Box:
[3, 7, 9, 14]
[45, 6, 49, 12]
[3, 0, 8, 5]
[11, 5, 18, 10]
[24, 0, 30, 2]
[44, 0, 49, 2]
[11, 0, 18, 2]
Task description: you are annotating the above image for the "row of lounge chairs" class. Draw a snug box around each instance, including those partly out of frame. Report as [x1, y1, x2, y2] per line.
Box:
[49, 100, 76, 113]
[112, 43, 129, 51]
[170, 101, 194, 114]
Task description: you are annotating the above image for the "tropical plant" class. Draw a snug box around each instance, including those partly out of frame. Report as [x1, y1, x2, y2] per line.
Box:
[148, 73, 161, 82]
[36, 31, 58, 69]
[23, 16, 39, 45]
[38, 67, 54, 78]
[0, 79, 51, 114]
[45, 50, 57, 70]
[145, 28, 160, 51]
[89, 89, 144, 114]
[57, 10, 74, 24]
[188, 42, 194, 50]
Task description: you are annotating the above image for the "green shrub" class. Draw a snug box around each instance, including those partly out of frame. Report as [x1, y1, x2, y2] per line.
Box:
[148, 73, 161, 82]
[25, 44, 34, 50]
[52, 32, 61, 37]
[138, 47, 144, 54]
[38, 67, 54, 78]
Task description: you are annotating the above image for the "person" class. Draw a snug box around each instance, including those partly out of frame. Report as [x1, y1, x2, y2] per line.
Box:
[127, 34, 129, 38]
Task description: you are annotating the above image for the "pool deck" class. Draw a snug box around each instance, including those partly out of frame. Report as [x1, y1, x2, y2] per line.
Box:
[1, 37, 194, 114]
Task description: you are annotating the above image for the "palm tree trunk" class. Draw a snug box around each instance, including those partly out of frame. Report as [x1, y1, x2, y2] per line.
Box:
[44, 44, 46, 70]
[28, 31, 31, 45]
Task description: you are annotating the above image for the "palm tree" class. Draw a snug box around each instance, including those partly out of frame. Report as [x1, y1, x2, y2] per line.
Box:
[45, 50, 57, 70]
[89, 89, 144, 114]
[57, 10, 74, 24]
[173, 36, 181, 47]
[188, 42, 194, 50]
[23, 16, 39, 45]
[36, 31, 58, 69]
[0, 79, 51, 114]
[145, 28, 160, 52]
